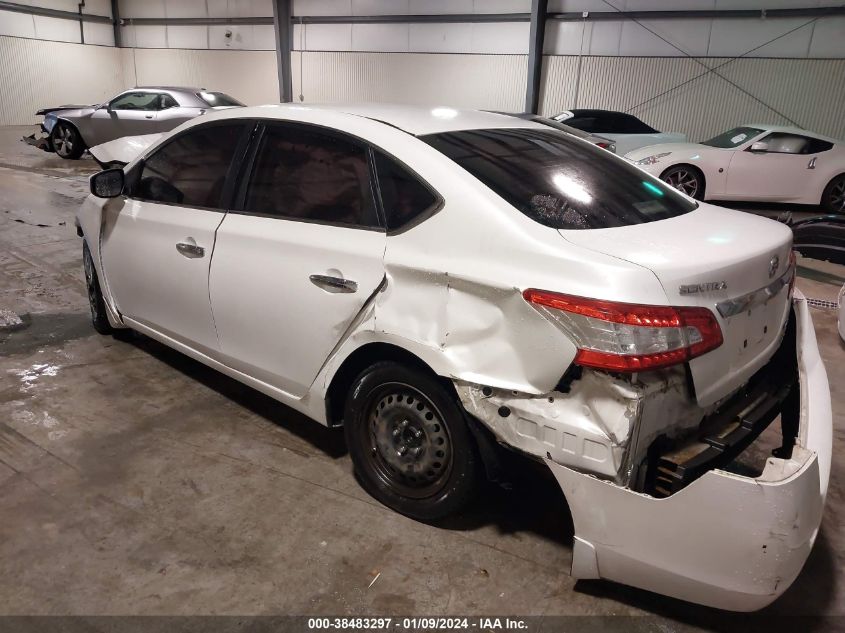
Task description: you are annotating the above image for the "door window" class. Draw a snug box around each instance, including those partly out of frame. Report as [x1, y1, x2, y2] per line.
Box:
[243, 124, 380, 228]
[373, 152, 440, 231]
[757, 133, 811, 154]
[110, 92, 165, 111]
[133, 123, 245, 208]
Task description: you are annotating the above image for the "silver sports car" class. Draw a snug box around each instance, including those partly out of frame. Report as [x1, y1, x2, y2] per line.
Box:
[30, 86, 243, 160]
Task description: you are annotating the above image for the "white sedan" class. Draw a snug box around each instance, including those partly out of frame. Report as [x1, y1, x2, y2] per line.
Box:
[77, 104, 830, 611]
[627, 124, 845, 213]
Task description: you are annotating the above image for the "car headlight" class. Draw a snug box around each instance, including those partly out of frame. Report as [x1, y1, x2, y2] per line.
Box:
[635, 152, 671, 166]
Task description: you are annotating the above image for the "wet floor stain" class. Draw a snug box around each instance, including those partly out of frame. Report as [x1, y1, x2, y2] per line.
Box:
[0, 311, 94, 356]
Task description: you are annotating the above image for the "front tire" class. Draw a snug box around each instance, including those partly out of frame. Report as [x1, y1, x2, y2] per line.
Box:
[83, 242, 112, 335]
[343, 362, 479, 521]
[821, 174, 845, 214]
[51, 121, 85, 159]
[660, 165, 704, 200]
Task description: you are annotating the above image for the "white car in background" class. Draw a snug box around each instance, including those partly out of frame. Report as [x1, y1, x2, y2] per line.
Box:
[78, 104, 830, 612]
[552, 109, 686, 155]
[627, 124, 845, 213]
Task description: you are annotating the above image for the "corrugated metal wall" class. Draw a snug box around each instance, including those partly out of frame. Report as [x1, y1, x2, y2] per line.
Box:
[540, 55, 845, 142]
[291, 51, 527, 111]
[120, 48, 279, 105]
[0, 36, 124, 126]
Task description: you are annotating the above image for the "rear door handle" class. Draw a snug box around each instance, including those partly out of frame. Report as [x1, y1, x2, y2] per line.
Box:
[808, 157, 817, 169]
[176, 240, 205, 258]
[309, 274, 357, 293]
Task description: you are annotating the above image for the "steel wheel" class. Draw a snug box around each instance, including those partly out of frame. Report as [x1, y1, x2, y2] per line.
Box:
[661, 165, 703, 200]
[82, 242, 112, 334]
[366, 383, 453, 499]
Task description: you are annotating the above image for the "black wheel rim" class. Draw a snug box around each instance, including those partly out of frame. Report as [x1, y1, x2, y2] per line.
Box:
[830, 179, 845, 213]
[362, 382, 453, 500]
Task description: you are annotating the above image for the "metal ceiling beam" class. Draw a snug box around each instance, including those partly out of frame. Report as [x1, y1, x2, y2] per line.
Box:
[272, 0, 293, 103]
[525, 0, 547, 114]
[0, 0, 111, 23]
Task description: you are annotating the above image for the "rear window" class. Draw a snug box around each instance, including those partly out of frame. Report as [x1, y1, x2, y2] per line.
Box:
[421, 128, 696, 230]
[197, 91, 244, 107]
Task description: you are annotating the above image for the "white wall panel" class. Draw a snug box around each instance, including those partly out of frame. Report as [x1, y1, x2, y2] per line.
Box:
[166, 24, 209, 48]
[0, 11, 37, 39]
[124, 24, 168, 47]
[409, 23, 473, 54]
[0, 35, 124, 125]
[293, 23, 353, 49]
[619, 18, 711, 56]
[291, 50, 527, 111]
[120, 47, 279, 105]
[471, 21, 529, 53]
[32, 15, 80, 42]
[351, 23, 409, 51]
[164, 0, 209, 18]
[540, 54, 845, 142]
[120, 0, 166, 19]
[809, 16, 845, 58]
[83, 21, 115, 46]
[707, 18, 813, 57]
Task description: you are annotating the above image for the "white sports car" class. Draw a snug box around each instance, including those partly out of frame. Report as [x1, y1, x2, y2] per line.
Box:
[551, 109, 686, 155]
[627, 124, 845, 213]
[77, 104, 831, 612]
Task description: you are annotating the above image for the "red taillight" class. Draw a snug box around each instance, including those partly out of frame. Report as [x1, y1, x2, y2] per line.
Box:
[595, 142, 610, 149]
[523, 289, 723, 372]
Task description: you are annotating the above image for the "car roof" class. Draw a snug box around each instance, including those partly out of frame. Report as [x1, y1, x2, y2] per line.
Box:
[211, 103, 545, 136]
[567, 109, 639, 119]
[743, 123, 840, 142]
[135, 86, 205, 93]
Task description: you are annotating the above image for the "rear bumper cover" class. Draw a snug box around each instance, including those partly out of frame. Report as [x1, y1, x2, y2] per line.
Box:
[547, 293, 831, 611]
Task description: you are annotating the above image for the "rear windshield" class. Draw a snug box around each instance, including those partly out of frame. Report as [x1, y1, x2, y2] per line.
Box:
[701, 126, 764, 148]
[421, 128, 696, 230]
[197, 91, 244, 107]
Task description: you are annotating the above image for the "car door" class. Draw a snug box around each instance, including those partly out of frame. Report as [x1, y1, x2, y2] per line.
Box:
[88, 92, 165, 145]
[209, 121, 386, 397]
[100, 121, 251, 354]
[726, 132, 816, 201]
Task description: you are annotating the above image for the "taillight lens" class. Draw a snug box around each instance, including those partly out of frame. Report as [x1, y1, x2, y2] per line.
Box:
[523, 289, 723, 372]
[595, 142, 610, 149]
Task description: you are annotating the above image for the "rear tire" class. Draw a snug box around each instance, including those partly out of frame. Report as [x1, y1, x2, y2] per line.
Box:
[83, 242, 113, 335]
[821, 174, 845, 214]
[51, 121, 85, 160]
[343, 361, 479, 521]
[660, 165, 704, 200]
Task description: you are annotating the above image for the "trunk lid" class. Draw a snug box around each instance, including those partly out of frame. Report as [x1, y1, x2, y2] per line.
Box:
[560, 203, 794, 406]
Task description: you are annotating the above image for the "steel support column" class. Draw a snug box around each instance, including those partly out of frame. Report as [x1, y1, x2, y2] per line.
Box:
[272, 0, 293, 103]
[110, 0, 121, 47]
[525, 0, 547, 114]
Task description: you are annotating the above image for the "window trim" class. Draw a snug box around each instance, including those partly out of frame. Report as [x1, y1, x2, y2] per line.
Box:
[230, 119, 386, 232]
[371, 148, 445, 236]
[125, 119, 255, 212]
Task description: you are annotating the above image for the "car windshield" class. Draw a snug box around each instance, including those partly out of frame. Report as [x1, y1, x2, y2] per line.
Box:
[197, 91, 244, 107]
[422, 128, 696, 230]
[701, 126, 765, 148]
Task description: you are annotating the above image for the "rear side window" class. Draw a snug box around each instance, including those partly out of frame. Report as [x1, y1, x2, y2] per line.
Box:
[243, 123, 379, 228]
[198, 91, 244, 107]
[134, 123, 244, 207]
[374, 152, 439, 231]
[422, 128, 696, 230]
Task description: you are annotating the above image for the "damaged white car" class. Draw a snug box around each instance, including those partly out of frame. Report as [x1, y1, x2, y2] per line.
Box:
[76, 104, 831, 612]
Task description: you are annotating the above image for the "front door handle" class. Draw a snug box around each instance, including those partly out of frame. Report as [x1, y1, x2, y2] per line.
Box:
[145, 114, 154, 119]
[309, 274, 357, 293]
[176, 239, 205, 258]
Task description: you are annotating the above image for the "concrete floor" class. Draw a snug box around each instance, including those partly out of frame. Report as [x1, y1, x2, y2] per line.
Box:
[0, 125, 843, 624]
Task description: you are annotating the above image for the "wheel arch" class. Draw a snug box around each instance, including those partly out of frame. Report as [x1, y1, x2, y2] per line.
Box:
[324, 342, 439, 428]
[52, 117, 88, 149]
[821, 172, 845, 207]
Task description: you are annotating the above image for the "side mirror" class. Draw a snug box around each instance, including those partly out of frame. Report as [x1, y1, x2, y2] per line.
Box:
[749, 141, 769, 153]
[90, 168, 124, 198]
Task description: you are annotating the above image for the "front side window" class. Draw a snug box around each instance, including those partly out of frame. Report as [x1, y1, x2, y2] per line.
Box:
[110, 92, 163, 111]
[373, 152, 439, 231]
[243, 124, 379, 228]
[422, 128, 696, 230]
[701, 126, 765, 148]
[134, 123, 244, 207]
[756, 133, 826, 155]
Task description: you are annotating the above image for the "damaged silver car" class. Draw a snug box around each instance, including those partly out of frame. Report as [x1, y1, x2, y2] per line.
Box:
[77, 103, 832, 612]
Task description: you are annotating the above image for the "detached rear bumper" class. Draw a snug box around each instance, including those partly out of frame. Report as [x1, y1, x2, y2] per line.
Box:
[547, 293, 831, 611]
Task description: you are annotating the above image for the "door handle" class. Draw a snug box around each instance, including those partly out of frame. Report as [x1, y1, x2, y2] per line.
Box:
[145, 114, 153, 119]
[309, 274, 357, 293]
[176, 240, 205, 258]
[808, 157, 817, 170]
